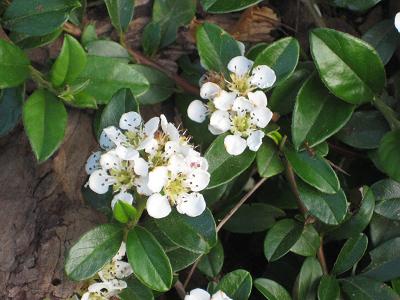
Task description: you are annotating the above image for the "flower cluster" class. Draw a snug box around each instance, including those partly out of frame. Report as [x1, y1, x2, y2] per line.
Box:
[185, 288, 232, 300]
[396, 12, 400, 32]
[85, 113, 210, 219]
[187, 55, 276, 155]
[81, 243, 132, 300]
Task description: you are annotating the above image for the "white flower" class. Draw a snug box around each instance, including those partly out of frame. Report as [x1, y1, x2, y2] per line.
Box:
[200, 82, 221, 99]
[247, 130, 265, 151]
[396, 12, 400, 32]
[210, 110, 231, 133]
[185, 169, 210, 192]
[89, 169, 115, 194]
[147, 166, 169, 193]
[103, 126, 127, 146]
[213, 91, 236, 111]
[146, 193, 172, 218]
[111, 191, 134, 209]
[224, 134, 247, 156]
[232, 96, 254, 116]
[184, 289, 232, 300]
[248, 90, 268, 107]
[176, 193, 206, 217]
[188, 100, 208, 123]
[85, 151, 101, 174]
[119, 111, 142, 131]
[250, 107, 273, 128]
[250, 65, 276, 89]
[99, 131, 115, 150]
[211, 291, 232, 300]
[227, 56, 253, 77]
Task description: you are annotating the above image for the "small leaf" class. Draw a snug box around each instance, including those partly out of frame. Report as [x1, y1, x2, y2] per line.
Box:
[295, 257, 323, 300]
[23, 90, 67, 162]
[104, 0, 134, 33]
[264, 219, 303, 261]
[254, 278, 291, 300]
[86, 40, 130, 63]
[340, 276, 399, 300]
[201, 0, 262, 13]
[0, 86, 24, 137]
[318, 275, 340, 300]
[332, 233, 368, 275]
[291, 225, 320, 257]
[198, 240, 224, 278]
[142, 21, 162, 56]
[378, 130, 400, 182]
[65, 223, 123, 281]
[10, 28, 63, 49]
[119, 277, 154, 300]
[126, 226, 173, 292]
[257, 139, 284, 178]
[214, 269, 252, 300]
[113, 201, 137, 223]
[0, 39, 30, 88]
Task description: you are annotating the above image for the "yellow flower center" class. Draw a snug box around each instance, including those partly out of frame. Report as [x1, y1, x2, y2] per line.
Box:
[228, 73, 256, 96]
[164, 174, 188, 203]
[232, 114, 251, 136]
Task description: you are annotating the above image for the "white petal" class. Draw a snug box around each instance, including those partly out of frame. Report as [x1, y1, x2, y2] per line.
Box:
[100, 151, 122, 170]
[210, 110, 231, 133]
[88, 169, 114, 194]
[139, 137, 159, 155]
[85, 151, 101, 174]
[185, 288, 211, 300]
[224, 134, 247, 156]
[99, 130, 115, 150]
[200, 82, 221, 100]
[250, 107, 273, 128]
[115, 145, 139, 160]
[144, 116, 160, 136]
[88, 282, 115, 296]
[148, 166, 169, 193]
[250, 65, 276, 89]
[81, 292, 91, 300]
[237, 41, 246, 56]
[213, 91, 236, 111]
[185, 154, 209, 171]
[103, 126, 127, 145]
[186, 169, 210, 192]
[227, 56, 253, 77]
[119, 111, 141, 131]
[134, 176, 153, 196]
[134, 157, 148, 176]
[107, 279, 127, 291]
[248, 90, 268, 107]
[211, 291, 232, 300]
[232, 96, 254, 115]
[114, 242, 127, 260]
[187, 100, 208, 123]
[168, 154, 189, 175]
[146, 193, 172, 218]
[177, 193, 206, 217]
[396, 12, 400, 32]
[247, 130, 265, 151]
[160, 114, 180, 141]
[208, 124, 225, 135]
[164, 141, 181, 157]
[114, 261, 133, 278]
[111, 192, 134, 209]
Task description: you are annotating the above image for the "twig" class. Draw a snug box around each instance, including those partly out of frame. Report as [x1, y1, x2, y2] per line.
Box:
[317, 236, 329, 275]
[63, 22, 82, 36]
[300, 0, 327, 28]
[174, 280, 186, 299]
[183, 258, 201, 289]
[0, 26, 12, 42]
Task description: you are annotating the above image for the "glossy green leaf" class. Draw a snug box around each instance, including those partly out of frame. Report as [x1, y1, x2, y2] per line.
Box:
[254, 37, 300, 85]
[113, 200, 137, 224]
[363, 237, 400, 281]
[332, 233, 368, 275]
[257, 139, 284, 178]
[318, 275, 340, 300]
[336, 110, 390, 149]
[0, 40, 30, 88]
[370, 214, 400, 247]
[142, 21, 162, 56]
[50, 34, 87, 87]
[119, 277, 154, 300]
[126, 226, 173, 292]
[310, 28, 385, 104]
[292, 74, 354, 149]
[295, 257, 323, 300]
[76, 56, 149, 104]
[291, 225, 320, 257]
[297, 182, 347, 225]
[330, 0, 383, 12]
[371, 179, 400, 201]
[378, 130, 400, 182]
[198, 240, 224, 278]
[284, 146, 340, 194]
[0, 86, 24, 137]
[375, 199, 400, 221]
[81, 24, 98, 47]
[86, 40, 130, 63]
[65, 223, 123, 280]
[264, 219, 303, 261]
[130, 65, 175, 105]
[2, 0, 81, 36]
[22, 90, 67, 162]
[201, 0, 262, 13]
[10, 28, 63, 49]
[214, 269, 252, 300]
[81, 185, 112, 216]
[104, 0, 134, 33]
[205, 134, 256, 189]
[340, 276, 399, 300]
[66, 91, 97, 109]
[154, 208, 217, 254]
[254, 278, 291, 300]
[196, 22, 242, 73]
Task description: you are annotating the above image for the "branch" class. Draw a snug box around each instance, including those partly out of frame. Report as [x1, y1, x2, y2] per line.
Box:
[300, 0, 327, 28]
[174, 280, 187, 299]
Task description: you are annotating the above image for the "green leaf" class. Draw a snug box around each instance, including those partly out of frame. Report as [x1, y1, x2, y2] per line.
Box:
[291, 225, 320, 257]
[318, 275, 340, 300]
[329, 186, 375, 240]
[254, 37, 300, 85]
[264, 219, 303, 261]
[104, 0, 134, 33]
[2, 0, 81, 36]
[257, 139, 284, 178]
[330, 0, 383, 12]
[224, 203, 285, 233]
[76, 56, 149, 104]
[0, 39, 30, 88]
[292, 74, 354, 149]
[126, 226, 173, 292]
[64, 223, 123, 281]
[332, 233, 368, 275]
[363, 20, 400, 65]
[10, 28, 63, 49]
[113, 200, 137, 223]
[378, 130, 400, 182]
[86, 40, 130, 63]
[22, 90, 67, 162]
[130, 65, 175, 105]
[336, 110, 390, 149]
[214, 269, 253, 300]
[254, 278, 292, 300]
[50, 34, 87, 87]
[81, 23, 98, 47]
[200, 0, 262, 13]
[66, 91, 97, 109]
[362, 237, 400, 282]
[0, 86, 24, 137]
[119, 277, 154, 300]
[205, 134, 256, 189]
[375, 199, 400, 221]
[340, 276, 399, 300]
[297, 182, 347, 225]
[154, 208, 217, 254]
[81, 185, 112, 216]
[371, 179, 400, 201]
[284, 145, 340, 194]
[295, 257, 323, 300]
[310, 28, 385, 104]
[370, 214, 400, 247]
[142, 21, 162, 56]
[198, 240, 224, 278]
[196, 22, 242, 74]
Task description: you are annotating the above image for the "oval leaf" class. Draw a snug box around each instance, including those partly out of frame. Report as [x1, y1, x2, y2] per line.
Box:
[104, 0, 134, 33]
[257, 139, 284, 178]
[201, 0, 262, 13]
[378, 130, 400, 182]
[295, 257, 323, 300]
[0, 86, 24, 137]
[198, 240, 224, 278]
[214, 269, 252, 300]
[254, 278, 292, 300]
[119, 277, 154, 300]
[291, 225, 320, 257]
[0, 39, 30, 88]
[340, 276, 399, 300]
[318, 275, 340, 300]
